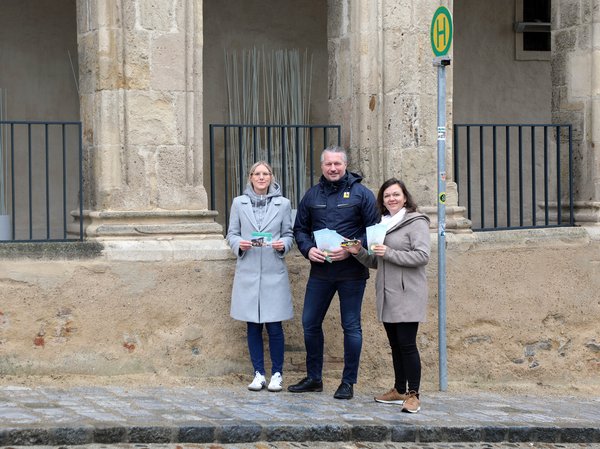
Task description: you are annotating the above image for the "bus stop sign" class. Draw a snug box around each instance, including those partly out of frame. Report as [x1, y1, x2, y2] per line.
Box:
[431, 6, 453, 57]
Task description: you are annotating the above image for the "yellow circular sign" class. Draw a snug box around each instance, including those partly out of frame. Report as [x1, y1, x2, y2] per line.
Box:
[431, 7, 453, 57]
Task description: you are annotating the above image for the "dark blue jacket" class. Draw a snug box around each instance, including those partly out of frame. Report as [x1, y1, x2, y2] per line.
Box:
[293, 171, 379, 280]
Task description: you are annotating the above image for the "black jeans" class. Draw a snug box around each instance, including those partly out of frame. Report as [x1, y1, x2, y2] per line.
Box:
[383, 321, 421, 393]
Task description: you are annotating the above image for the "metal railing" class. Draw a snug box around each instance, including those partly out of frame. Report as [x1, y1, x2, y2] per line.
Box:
[209, 124, 341, 230]
[0, 120, 83, 242]
[453, 124, 574, 231]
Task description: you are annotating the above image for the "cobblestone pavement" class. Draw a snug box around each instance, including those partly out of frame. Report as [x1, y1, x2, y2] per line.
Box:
[2, 443, 600, 449]
[0, 386, 599, 445]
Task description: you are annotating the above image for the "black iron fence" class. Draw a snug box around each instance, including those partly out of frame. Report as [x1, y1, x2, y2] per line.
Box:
[209, 124, 341, 229]
[453, 124, 574, 231]
[0, 120, 83, 242]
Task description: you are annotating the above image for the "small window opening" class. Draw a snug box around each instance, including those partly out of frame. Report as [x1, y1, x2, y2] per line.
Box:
[515, 0, 551, 60]
[523, 0, 551, 51]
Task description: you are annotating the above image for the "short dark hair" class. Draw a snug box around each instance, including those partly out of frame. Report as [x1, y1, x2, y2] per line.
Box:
[376, 178, 417, 215]
[321, 145, 347, 163]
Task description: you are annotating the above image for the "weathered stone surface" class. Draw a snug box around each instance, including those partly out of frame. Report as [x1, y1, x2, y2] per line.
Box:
[151, 33, 186, 91]
[1, 228, 600, 392]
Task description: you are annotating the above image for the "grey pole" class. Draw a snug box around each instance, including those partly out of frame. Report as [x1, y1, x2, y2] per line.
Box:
[434, 56, 451, 391]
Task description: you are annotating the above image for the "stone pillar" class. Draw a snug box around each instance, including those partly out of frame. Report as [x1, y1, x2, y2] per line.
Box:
[552, 0, 600, 224]
[327, 0, 470, 232]
[76, 0, 228, 257]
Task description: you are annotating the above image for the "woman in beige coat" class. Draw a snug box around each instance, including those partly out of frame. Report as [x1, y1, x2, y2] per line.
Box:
[343, 178, 430, 413]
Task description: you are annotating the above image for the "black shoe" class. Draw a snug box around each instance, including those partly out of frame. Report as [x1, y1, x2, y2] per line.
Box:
[333, 382, 353, 400]
[287, 377, 323, 393]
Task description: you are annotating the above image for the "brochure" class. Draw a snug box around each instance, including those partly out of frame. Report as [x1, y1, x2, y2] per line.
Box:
[251, 232, 273, 247]
[366, 223, 387, 254]
[313, 228, 346, 262]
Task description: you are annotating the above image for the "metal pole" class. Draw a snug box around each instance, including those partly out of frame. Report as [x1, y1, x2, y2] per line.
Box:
[435, 56, 450, 392]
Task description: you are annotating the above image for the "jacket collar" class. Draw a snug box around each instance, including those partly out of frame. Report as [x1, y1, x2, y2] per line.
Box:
[239, 195, 283, 231]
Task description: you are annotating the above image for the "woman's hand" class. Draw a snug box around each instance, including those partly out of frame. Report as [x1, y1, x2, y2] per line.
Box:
[239, 240, 253, 251]
[372, 244, 387, 257]
[271, 240, 285, 252]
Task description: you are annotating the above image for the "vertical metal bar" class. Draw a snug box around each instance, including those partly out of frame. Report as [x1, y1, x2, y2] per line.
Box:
[556, 126, 562, 225]
[0, 122, 4, 227]
[543, 126, 549, 225]
[28, 124, 32, 240]
[62, 125, 68, 239]
[466, 126, 472, 220]
[531, 126, 536, 227]
[309, 126, 315, 188]
[479, 126, 485, 229]
[10, 124, 15, 239]
[238, 126, 244, 195]
[295, 126, 301, 208]
[267, 125, 272, 163]
[209, 125, 215, 210]
[336, 125, 341, 146]
[45, 124, 50, 239]
[505, 126, 511, 227]
[436, 62, 448, 392]
[518, 126, 524, 226]
[281, 127, 287, 196]
[252, 125, 258, 162]
[568, 125, 574, 225]
[492, 125, 498, 228]
[453, 125, 459, 203]
[224, 127, 230, 229]
[78, 123, 84, 241]
[324, 127, 329, 149]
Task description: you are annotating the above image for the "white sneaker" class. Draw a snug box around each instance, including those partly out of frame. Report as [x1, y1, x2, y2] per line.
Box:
[248, 371, 266, 391]
[268, 372, 283, 392]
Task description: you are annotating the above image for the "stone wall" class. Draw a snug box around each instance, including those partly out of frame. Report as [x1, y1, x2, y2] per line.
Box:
[552, 0, 600, 221]
[77, 0, 212, 239]
[1, 228, 599, 394]
[328, 0, 444, 207]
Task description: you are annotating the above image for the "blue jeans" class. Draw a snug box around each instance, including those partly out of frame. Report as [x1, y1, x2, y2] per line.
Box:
[247, 321, 284, 375]
[301, 277, 366, 384]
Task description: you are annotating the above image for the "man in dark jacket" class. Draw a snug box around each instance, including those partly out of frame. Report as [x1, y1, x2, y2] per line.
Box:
[288, 146, 379, 399]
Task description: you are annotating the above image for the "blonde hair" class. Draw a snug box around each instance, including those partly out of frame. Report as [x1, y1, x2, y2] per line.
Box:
[248, 160, 276, 182]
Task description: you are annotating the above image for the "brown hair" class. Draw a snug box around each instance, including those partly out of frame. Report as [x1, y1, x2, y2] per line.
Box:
[376, 178, 417, 216]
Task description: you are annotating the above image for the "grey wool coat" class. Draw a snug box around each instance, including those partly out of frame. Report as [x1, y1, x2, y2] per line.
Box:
[226, 185, 294, 323]
[354, 211, 431, 323]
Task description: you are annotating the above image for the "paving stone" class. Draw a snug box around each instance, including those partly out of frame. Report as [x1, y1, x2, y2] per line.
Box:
[0, 387, 598, 445]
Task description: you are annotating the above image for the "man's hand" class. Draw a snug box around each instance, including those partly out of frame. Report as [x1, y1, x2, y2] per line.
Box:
[308, 247, 327, 263]
[328, 247, 350, 262]
[342, 240, 362, 255]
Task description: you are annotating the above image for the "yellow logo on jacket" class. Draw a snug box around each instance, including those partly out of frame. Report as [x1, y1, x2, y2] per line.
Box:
[343, 192, 350, 199]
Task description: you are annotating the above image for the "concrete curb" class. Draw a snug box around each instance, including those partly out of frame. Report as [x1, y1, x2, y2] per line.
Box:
[1, 424, 599, 445]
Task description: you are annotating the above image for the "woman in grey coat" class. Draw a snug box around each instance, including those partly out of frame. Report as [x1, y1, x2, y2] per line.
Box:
[226, 161, 294, 392]
[343, 178, 430, 413]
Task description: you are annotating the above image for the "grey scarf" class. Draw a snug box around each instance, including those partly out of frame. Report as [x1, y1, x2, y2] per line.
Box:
[244, 181, 282, 228]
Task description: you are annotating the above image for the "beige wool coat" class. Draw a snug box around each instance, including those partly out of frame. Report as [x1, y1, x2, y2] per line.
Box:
[354, 211, 430, 323]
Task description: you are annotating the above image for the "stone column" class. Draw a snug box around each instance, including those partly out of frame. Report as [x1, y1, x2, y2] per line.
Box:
[552, 0, 600, 224]
[327, 0, 470, 232]
[76, 0, 228, 258]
